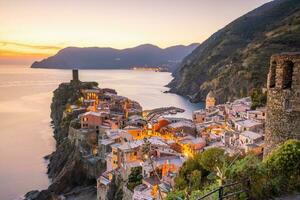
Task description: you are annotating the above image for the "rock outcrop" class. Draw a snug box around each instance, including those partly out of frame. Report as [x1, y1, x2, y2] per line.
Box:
[25, 81, 100, 200]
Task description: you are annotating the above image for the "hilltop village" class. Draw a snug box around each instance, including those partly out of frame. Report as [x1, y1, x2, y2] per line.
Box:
[56, 69, 267, 200]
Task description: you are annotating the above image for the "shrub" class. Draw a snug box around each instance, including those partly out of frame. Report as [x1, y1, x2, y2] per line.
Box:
[189, 181, 219, 200]
[263, 139, 300, 194]
[264, 139, 300, 174]
[165, 190, 186, 200]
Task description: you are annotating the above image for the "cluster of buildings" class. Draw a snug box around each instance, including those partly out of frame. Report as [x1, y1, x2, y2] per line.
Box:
[193, 92, 266, 156]
[66, 69, 269, 200]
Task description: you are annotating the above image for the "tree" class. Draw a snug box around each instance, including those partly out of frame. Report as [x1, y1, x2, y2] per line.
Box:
[175, 155, 206, 191]
[198, 148, 225, 172]
[188, 170, 202, 190]
[250, 88, 267, 110]
[127, 167, 143, 191]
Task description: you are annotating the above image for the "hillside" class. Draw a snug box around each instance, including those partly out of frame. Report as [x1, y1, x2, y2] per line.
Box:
[168, 0, 300, 103]
[31, 43, 198, 71]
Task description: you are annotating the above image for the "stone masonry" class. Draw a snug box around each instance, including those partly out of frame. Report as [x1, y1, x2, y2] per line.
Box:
[264, 52, 300, 156]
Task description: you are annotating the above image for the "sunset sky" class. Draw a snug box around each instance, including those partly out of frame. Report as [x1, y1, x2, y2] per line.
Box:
[0, 0, 271, 64]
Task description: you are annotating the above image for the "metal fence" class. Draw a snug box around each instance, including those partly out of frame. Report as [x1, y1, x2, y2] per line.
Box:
[198, 180, 250, 200]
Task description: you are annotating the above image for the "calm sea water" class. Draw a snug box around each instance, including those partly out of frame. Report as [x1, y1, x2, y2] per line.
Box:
[0, 65, 203, 200]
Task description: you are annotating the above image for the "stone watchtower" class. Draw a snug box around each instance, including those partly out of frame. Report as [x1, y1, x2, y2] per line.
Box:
[264, 53, 300, 156]
[71, 69, 80, 84]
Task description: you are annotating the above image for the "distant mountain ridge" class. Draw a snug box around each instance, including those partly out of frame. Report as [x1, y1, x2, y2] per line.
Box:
[31, 43, 199, 71]
[168, 0, 300, 103]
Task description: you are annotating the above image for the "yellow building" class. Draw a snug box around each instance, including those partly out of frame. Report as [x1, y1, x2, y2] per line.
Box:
[206, 91, 216, 109]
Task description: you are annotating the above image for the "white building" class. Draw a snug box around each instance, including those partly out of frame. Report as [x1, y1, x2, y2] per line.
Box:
[239, 131, 263, 147]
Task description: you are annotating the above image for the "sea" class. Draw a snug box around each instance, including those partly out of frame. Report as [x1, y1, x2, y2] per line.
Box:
[0, 65, 203, 200]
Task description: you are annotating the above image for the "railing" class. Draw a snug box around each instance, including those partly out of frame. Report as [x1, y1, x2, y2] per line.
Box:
[198, 180, 250, 200]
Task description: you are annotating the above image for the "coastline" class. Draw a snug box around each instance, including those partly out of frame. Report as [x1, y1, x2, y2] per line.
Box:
[24, 73, 188, 200]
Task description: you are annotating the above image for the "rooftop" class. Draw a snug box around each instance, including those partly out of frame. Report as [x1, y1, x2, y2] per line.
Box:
[143, 176, 160, 186]
[235, 119, 262, 128]
[240, 131, 263, 140]
[167, 120, 195, 129]
[82, 111, 102, 117]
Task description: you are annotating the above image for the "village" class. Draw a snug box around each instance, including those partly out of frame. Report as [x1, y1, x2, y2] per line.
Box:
[64, 70, 266, 200]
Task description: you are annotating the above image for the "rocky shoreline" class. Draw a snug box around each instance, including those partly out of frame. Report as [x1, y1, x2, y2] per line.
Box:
[25, 81, 102, 200]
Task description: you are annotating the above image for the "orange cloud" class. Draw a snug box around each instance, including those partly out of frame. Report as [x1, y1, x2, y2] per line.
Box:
[0, 41, 61, 51]
[0, 41, 62, 64]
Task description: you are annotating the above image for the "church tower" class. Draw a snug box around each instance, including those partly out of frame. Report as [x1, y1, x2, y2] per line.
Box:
[206, 91, 216, 109]
[264, 53, 300, 156]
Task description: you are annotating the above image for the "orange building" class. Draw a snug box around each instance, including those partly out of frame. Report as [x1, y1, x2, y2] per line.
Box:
[152, 118, 170, 132]
[124, 126, 144, 139]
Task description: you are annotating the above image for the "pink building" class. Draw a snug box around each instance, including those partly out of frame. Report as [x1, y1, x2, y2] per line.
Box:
[80, 111, 103, 129]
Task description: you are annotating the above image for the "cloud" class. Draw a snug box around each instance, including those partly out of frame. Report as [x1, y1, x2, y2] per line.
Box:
[0, 41, 62, 51]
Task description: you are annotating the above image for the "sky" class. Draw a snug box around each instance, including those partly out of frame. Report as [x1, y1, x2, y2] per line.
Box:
[0, 0, 271, 64]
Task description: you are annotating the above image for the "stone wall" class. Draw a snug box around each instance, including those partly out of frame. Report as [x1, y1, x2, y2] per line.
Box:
[264, 53, 300, 156]
[122, 185, 133, 200]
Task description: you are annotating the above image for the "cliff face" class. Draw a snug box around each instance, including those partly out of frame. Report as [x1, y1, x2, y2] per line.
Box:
[25, 81, 100, 200]
[50, 81, 98, 143]
[168, 0, 300, 103]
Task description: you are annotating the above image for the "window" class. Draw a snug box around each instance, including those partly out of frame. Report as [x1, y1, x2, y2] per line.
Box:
[283, 99, 291, 110]
[269, 61, 276, 88]
[282, 61, 294, 89]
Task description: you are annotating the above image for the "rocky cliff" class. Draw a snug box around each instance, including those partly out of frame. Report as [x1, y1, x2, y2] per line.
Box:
[25, 81, 100, 200]
[168, 0, 300, 103]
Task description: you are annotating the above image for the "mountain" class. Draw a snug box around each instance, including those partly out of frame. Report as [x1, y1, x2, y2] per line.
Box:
[168, 0, 300, 103]
[31, 43, 199, 71]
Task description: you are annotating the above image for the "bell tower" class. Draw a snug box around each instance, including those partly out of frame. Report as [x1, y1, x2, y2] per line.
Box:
[206, 91, 216, 109]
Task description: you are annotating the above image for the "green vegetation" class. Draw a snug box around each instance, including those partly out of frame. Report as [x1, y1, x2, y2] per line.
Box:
[127, 167, 143, 191]
[174, 153, 209, 192]
[250, 88, 267, 110]
[167, 140, 300, 200]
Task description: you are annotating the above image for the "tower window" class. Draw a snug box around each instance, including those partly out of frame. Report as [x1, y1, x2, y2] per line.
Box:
[282, 61, 294, 89]
[283, 99, 291, 110]
[269, 61, 276, 88]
